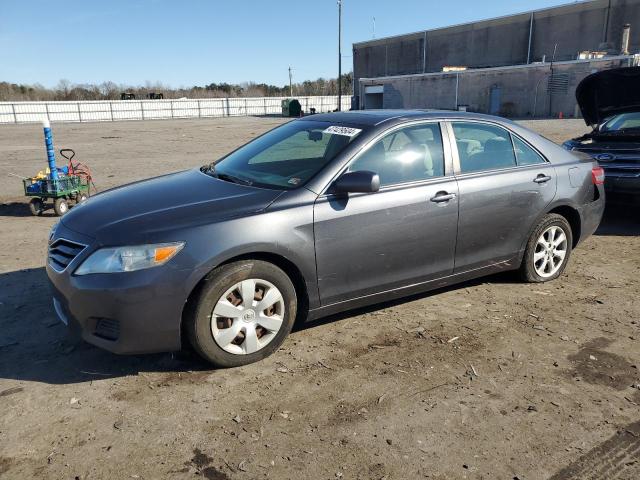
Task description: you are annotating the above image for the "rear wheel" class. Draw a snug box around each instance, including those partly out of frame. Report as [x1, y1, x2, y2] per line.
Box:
[519, 213, 572, 282]
[187, 260, 297, 368]
[29, 198, 44, 216]
[53, 198, 69, 216]
[76, 193, 88, 204]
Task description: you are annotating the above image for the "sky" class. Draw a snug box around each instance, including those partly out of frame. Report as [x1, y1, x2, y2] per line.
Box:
[1, 0, 573, 89]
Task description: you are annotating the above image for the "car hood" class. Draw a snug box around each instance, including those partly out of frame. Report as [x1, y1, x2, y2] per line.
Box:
[576, 66, 640, 127]
[61, 168, 284, 241]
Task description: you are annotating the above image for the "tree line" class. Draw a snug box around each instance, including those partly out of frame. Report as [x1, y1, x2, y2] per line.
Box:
[0, 74, 353, 101]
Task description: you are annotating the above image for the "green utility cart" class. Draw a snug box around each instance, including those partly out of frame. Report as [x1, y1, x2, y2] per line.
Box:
[23, 174, 90, 216]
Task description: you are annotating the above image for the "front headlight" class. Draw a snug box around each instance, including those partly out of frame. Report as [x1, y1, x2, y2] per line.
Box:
[75, 242, 185, 275]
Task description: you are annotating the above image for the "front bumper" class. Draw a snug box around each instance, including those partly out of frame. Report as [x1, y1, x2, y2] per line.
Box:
[47, 225, 190, 355]
[604, 175, 640, 196]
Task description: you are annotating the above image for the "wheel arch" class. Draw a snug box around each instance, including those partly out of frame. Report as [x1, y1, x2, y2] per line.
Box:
[180, 251, 310, 349]
[546, 204, 581, 248]
[516, 202, 582, 265]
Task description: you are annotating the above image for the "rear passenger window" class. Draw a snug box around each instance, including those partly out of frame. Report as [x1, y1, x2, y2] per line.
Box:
[512, 136, 546, 166]
[349, 123, 445, 186]
[452, 122, 516, 173]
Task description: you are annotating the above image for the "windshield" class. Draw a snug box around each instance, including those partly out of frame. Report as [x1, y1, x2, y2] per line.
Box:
[203, 120, 364, 189]
[601, 112, 640, 132]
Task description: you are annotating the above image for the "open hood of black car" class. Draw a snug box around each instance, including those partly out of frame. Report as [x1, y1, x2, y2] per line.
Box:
[575, 66, 640, 127]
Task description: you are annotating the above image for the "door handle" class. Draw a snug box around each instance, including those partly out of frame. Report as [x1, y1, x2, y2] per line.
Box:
[533, 174, 552, 184]
[430, 191, 456, 203]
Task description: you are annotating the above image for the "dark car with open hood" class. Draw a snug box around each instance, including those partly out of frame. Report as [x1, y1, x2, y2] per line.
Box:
[563, 66, 640, 196]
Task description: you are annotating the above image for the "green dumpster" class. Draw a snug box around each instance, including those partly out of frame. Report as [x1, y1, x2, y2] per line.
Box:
[281, 99, 302, 117]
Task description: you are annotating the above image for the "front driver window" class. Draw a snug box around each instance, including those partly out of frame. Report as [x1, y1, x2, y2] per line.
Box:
[452, 122, 517, 173]
[348, 123, 445, 186]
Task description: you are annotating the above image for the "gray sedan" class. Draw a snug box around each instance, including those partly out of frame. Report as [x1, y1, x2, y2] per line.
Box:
[47, 110, 605, 367]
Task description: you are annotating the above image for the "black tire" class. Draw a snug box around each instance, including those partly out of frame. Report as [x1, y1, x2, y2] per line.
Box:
[76, 193, 88, 204]
[53, 198, 69, 216]
[186, 260, 297, 368]
[519, 213, 573, 283]
[29, 198, 44, 216]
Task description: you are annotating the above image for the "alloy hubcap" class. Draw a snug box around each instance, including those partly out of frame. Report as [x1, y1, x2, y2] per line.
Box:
[211, 278, 284, 355]
[533, 225, 567, 278]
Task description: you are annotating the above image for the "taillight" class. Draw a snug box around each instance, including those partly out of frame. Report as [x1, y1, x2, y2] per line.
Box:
[592, 166, 605, 185]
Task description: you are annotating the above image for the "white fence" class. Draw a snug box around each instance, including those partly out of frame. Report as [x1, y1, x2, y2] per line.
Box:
[0, 96, 352, 124]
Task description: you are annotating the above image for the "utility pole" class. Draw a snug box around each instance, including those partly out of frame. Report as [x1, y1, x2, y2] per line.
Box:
[288, 66, 293, 97]
[337, 0, 342, 111]
[372, 16, 376, 39]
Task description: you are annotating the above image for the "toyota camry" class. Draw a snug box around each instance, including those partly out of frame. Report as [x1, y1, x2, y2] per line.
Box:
[47, 110, 605, 367]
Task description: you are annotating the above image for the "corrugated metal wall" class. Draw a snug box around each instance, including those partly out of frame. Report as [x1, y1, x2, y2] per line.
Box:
[353, 0, 640, 85]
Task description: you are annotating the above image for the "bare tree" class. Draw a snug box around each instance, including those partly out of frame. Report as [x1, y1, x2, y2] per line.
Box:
[55, 79, 72, 100]
[100, 81, 119, 100]
[0, 75, 354, 101]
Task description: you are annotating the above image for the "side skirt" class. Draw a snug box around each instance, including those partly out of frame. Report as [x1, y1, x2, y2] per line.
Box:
[306, 258, 517, 322]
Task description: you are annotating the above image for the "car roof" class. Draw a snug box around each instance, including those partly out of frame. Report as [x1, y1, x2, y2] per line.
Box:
[302, 109, 514, 127]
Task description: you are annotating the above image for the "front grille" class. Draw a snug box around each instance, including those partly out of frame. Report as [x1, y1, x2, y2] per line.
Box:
[573, 147, 640, 178]
[94, 318, 120, 341]
[48, 238, 87, 272]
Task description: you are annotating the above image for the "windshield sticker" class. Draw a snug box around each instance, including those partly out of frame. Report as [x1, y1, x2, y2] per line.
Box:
[323, 126, 362, 137]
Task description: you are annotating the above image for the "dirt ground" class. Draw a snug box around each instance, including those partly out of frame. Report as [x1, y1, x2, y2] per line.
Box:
[1, 117, 639, 480]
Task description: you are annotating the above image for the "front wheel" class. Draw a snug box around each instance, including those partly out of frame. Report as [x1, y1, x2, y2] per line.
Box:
[519, 213, 573, 283]
[29, 198, 44, 216]
[186, 260, 297, 368]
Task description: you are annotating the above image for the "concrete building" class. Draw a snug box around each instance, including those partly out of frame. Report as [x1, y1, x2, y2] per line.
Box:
[352, 0, 640, 117]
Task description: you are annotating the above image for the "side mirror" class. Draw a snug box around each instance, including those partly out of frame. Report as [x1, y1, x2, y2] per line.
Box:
[332, 170, 380, 194]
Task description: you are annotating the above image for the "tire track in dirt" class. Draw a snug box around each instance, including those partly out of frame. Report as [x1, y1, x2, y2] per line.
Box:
[549, 338, 640, 479]
[548, 420, 640, 480]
